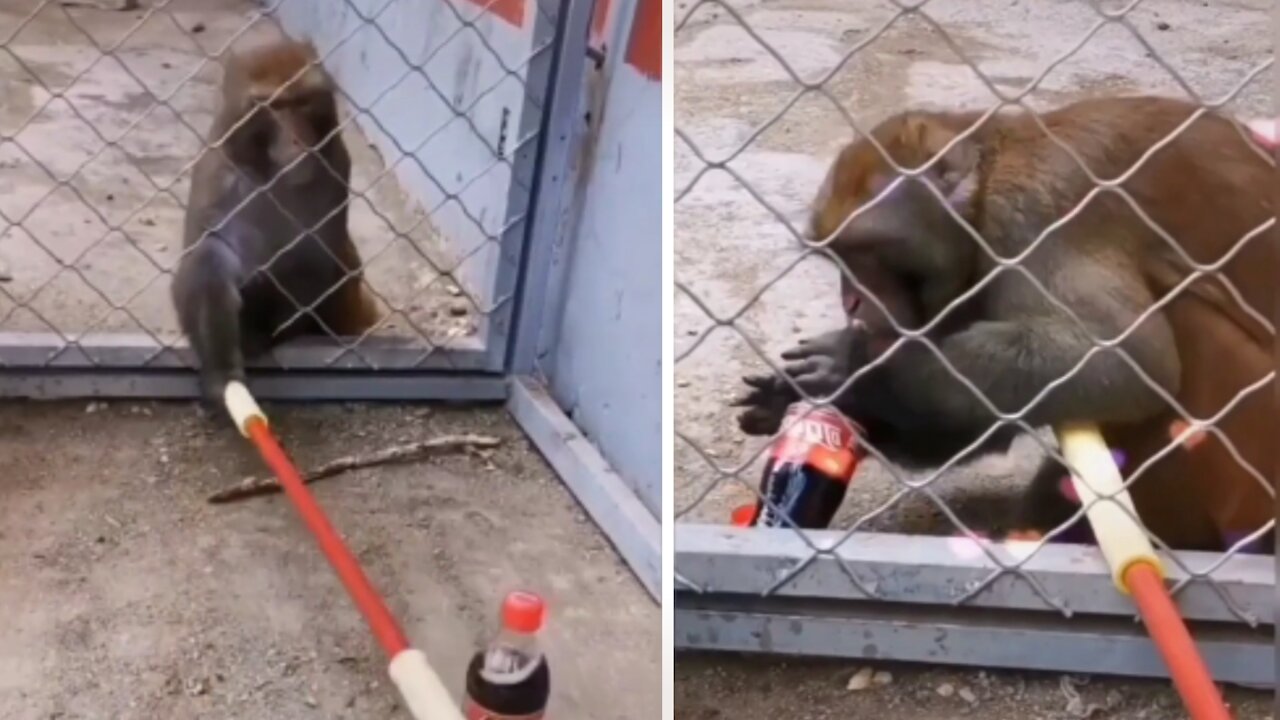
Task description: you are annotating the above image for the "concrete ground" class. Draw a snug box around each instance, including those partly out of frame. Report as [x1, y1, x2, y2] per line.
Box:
[0, 401, 660, 719]
[0, 0, 475, 347]
[673, 0, 1272, 717]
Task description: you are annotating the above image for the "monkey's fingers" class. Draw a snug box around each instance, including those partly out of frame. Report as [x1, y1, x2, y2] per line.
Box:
[1004, 529, 1046, 542]
[732, 375, 774, 403]
[1247, 119, 1277, 150]
[1169, 418, 1209, 450]
[730, 380, 786, 408]
[782, 359, 849, 397]
[729, 389, 768, 408]
[780, 343, 823, 362]
[780, 357, 823, 378]
[737, 407, 785, 436]
[741, 372, 781, 391]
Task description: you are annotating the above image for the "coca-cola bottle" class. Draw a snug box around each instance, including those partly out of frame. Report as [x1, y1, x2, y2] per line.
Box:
[733, 401, 863, 529]
[463, 591, 551, 719]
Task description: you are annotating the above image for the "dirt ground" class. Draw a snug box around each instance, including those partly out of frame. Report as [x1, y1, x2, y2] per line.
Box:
[0, 0, 475, 346]
[0, 400, 660, 719]
[673, 0, 1273, 716]
[675, 654, 1273, 720]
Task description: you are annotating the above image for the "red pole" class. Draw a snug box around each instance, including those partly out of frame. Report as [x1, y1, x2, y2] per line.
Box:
[1124, 563, 1233, 720]
[245, 417, 409, 659]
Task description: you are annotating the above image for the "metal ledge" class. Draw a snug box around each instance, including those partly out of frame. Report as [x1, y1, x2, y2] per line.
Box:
[674, 594, 1274, 688]
[508, 375, 661, 603]
[0, 367, 509, 401]
[676, 524, 1274, 624]
[0, 332, 491, 371]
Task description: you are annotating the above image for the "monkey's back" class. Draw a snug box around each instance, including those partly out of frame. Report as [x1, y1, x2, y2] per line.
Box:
[181, 148, 355, 339]
[998, 97, 1276, 543]
[979, 96, 1273, 337]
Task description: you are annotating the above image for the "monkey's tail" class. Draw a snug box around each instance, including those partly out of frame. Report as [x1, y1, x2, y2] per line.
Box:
[1057, 423, 1233, 720]
[223, 382, 465, 720]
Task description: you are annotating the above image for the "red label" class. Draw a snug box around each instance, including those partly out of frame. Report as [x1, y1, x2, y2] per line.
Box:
[771, 403, 861, 482]
[461, 0, 525, 28]
[625, 0, 661, 80]
[464, 698, 544, 720]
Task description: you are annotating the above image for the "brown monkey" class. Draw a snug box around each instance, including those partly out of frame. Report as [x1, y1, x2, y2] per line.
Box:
[734, 96, 1275, 551]
[172, 39, 379, 401]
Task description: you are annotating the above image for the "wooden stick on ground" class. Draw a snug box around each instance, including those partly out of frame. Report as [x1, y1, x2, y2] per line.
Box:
[208, 434, 502, 504]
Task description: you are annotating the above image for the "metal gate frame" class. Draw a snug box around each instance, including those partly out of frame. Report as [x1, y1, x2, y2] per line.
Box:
[0, 0, 580, 403]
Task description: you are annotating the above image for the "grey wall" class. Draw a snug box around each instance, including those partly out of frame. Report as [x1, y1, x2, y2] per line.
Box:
[273, 0, 545, 312]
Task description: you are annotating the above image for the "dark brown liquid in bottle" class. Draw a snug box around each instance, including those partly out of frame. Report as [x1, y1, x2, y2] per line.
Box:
[464, 651, 550, 718]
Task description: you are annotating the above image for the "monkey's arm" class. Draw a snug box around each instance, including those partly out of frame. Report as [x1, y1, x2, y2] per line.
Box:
[731, 326, 859, 436]
[172, 235, 247, 399]
[846, 258, 1181, 433]
[733, 327, 1022, 466]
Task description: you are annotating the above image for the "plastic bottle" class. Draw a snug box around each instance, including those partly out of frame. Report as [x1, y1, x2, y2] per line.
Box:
[733, 401, 863, 529]
[463, 590, 551, 719]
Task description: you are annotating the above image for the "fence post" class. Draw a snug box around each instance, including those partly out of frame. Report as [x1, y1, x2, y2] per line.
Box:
[506, 0, 597, 377]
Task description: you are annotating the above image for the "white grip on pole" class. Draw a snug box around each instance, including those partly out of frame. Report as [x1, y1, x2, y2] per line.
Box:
[388, 649, 465, 720]
[1055, 422, 1162, 592]
[223, 380, 266, 437]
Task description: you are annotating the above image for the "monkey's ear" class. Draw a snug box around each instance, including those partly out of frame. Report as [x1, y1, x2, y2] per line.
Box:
[903, 116, 980, 208]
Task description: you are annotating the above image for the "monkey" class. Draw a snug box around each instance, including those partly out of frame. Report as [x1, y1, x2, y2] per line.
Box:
[171, 39, 379, 402]
[733, 96, 1275, 552]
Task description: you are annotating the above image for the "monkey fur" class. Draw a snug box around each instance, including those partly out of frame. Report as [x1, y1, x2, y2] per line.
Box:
[172, 40, 379, 401]
[734, 96, 1275, 551]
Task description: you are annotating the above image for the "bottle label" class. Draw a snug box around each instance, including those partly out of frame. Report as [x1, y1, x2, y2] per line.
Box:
[771, 402, 860, 481]
[464, 698, 544, 720]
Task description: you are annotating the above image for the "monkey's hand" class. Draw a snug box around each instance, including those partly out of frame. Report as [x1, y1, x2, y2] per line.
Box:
[731, 373, 797, 436]
[778, 324, 871, 399]
[731, 325, 871, 436]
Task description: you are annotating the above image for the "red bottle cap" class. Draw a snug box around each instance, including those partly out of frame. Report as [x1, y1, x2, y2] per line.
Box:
[501, 591, 546, 635]
[730, 504, 757, 527]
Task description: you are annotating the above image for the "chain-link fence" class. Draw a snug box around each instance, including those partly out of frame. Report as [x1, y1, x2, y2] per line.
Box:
[0, 0, 571, 400]
[674, 0, 1274, 685]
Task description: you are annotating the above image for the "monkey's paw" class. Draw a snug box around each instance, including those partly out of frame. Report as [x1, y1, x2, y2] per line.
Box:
[730, 373, 794, 436]
[1002, 529, 1046, 542]
[779, 324, 871, 399]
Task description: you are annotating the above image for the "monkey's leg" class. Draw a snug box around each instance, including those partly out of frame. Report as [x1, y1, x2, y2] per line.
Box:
[317, 276, 380, 337]
[1005, 458, 1090, 543]
[316, 233, 380, 338]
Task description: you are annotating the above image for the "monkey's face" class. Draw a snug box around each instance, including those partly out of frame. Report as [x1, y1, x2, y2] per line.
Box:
[255, 89, 338, 182]
[230, 54, 340, 182]
[835, 252, 923, 360]
[807, 141, 919, 338]
[808, 117, 981, 333]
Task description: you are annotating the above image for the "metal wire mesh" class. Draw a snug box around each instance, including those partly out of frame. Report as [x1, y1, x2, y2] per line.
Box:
[0, 0, 557, 378]
[673, 0, 1274, 650]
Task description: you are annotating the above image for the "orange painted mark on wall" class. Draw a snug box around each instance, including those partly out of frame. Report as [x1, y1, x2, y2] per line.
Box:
[625, 0, 661, 80]
[462, 0, 525, 28]
[590, 0, 613, 47]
